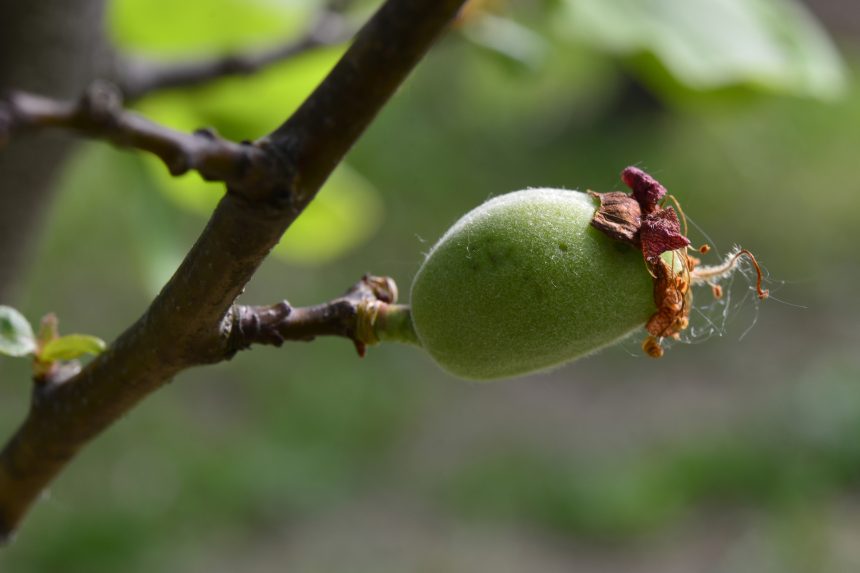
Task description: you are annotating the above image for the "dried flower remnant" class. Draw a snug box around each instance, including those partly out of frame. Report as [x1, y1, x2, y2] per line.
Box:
[646, 253, 692, 340]
[590, 167, 768, 358]
[691, 248, 769, 299]
[639, 208, 691, 261]
[590, 167, 690, 261]
[642, 335, 664, 358]
[711, 284, 723, 300]
[589, 191, 642, 244]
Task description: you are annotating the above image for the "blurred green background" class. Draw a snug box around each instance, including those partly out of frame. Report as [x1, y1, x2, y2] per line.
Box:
[2, 0, 860, 571]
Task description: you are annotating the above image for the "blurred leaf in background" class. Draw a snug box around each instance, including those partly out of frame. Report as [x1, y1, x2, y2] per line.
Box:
[0, 306, 36, 357]
[556, 0, 847, 100]
[110, 0, 314, 56]
[111, 0, 385, 268]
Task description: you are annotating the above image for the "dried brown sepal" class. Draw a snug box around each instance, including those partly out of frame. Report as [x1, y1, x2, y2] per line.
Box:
[642, 335, 664, 358]
[645, 254, 692, 340]
[588, 191, 642, 246]
[638, 250, 695, 358]
[353, 340, 368, 358]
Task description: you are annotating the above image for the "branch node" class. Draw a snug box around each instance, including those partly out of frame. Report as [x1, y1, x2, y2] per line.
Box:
[351, 274, 398, 304]
[166, 154, 191, 176]
[78, 80, 123, 126]
[369, 274, 399, 304]
[355, 299, 383, 346]
[220, 54, 256, 75]
[193, 126, 220, 141]
[235, 300, 293, 349]
[228, 275, 403, 357]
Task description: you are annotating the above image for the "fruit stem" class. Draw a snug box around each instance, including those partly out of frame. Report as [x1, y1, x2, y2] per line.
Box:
[372, 304, 422, 346]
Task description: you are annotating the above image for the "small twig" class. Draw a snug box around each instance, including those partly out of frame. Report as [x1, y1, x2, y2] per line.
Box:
[119, 10, 353, 101]
[0, 81, 279, 188]
[230, 274, 412, 357]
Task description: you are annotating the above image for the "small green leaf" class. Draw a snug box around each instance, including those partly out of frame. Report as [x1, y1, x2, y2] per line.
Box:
[0, 305, 37, 357]
[110, 0, 312, 56]
[40, 335, 107, 362]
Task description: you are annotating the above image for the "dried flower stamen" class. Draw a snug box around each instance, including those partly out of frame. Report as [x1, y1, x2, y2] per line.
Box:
[711, 284, 723, 300]
[691, 248, 769, 300]
[642, 335, 664, 358]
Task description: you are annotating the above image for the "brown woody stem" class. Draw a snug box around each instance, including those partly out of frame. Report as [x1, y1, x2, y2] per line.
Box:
[229, 274, 418, 354]
[0, 82, 274, 186]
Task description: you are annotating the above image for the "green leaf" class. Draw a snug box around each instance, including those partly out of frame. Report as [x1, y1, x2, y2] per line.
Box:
[142, 149, 383, 266]
[556, 0, 846, 99]
[40, 335, 107, 362]
[461, 14, 550, 72]
[134, 45, 345, 140]
[273, 164, 384, 265]
[0, 305, 37, 357]
[109, 0, 315, 56]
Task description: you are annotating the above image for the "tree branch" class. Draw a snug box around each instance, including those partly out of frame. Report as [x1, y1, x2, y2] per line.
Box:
[230, 274, 418, 358]
[0, 0, 465, 539]
[0, 82, 274, 185]
[118, 9, 353, 102]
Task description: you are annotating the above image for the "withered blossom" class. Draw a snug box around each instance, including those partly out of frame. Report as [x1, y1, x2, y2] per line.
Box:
[589, 166, 766, 359]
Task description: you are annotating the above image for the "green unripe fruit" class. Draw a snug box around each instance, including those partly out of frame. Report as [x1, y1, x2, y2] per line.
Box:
[409, 189, 655, 380]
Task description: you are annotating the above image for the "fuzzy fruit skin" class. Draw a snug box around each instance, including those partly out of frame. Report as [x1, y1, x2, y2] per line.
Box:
[410, 189, 655, 380]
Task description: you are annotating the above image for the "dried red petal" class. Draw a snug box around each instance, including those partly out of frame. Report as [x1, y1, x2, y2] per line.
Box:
[588, 191, 641, 246]
[622, 166, 667, 214]
[640, 207, 691, 261]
